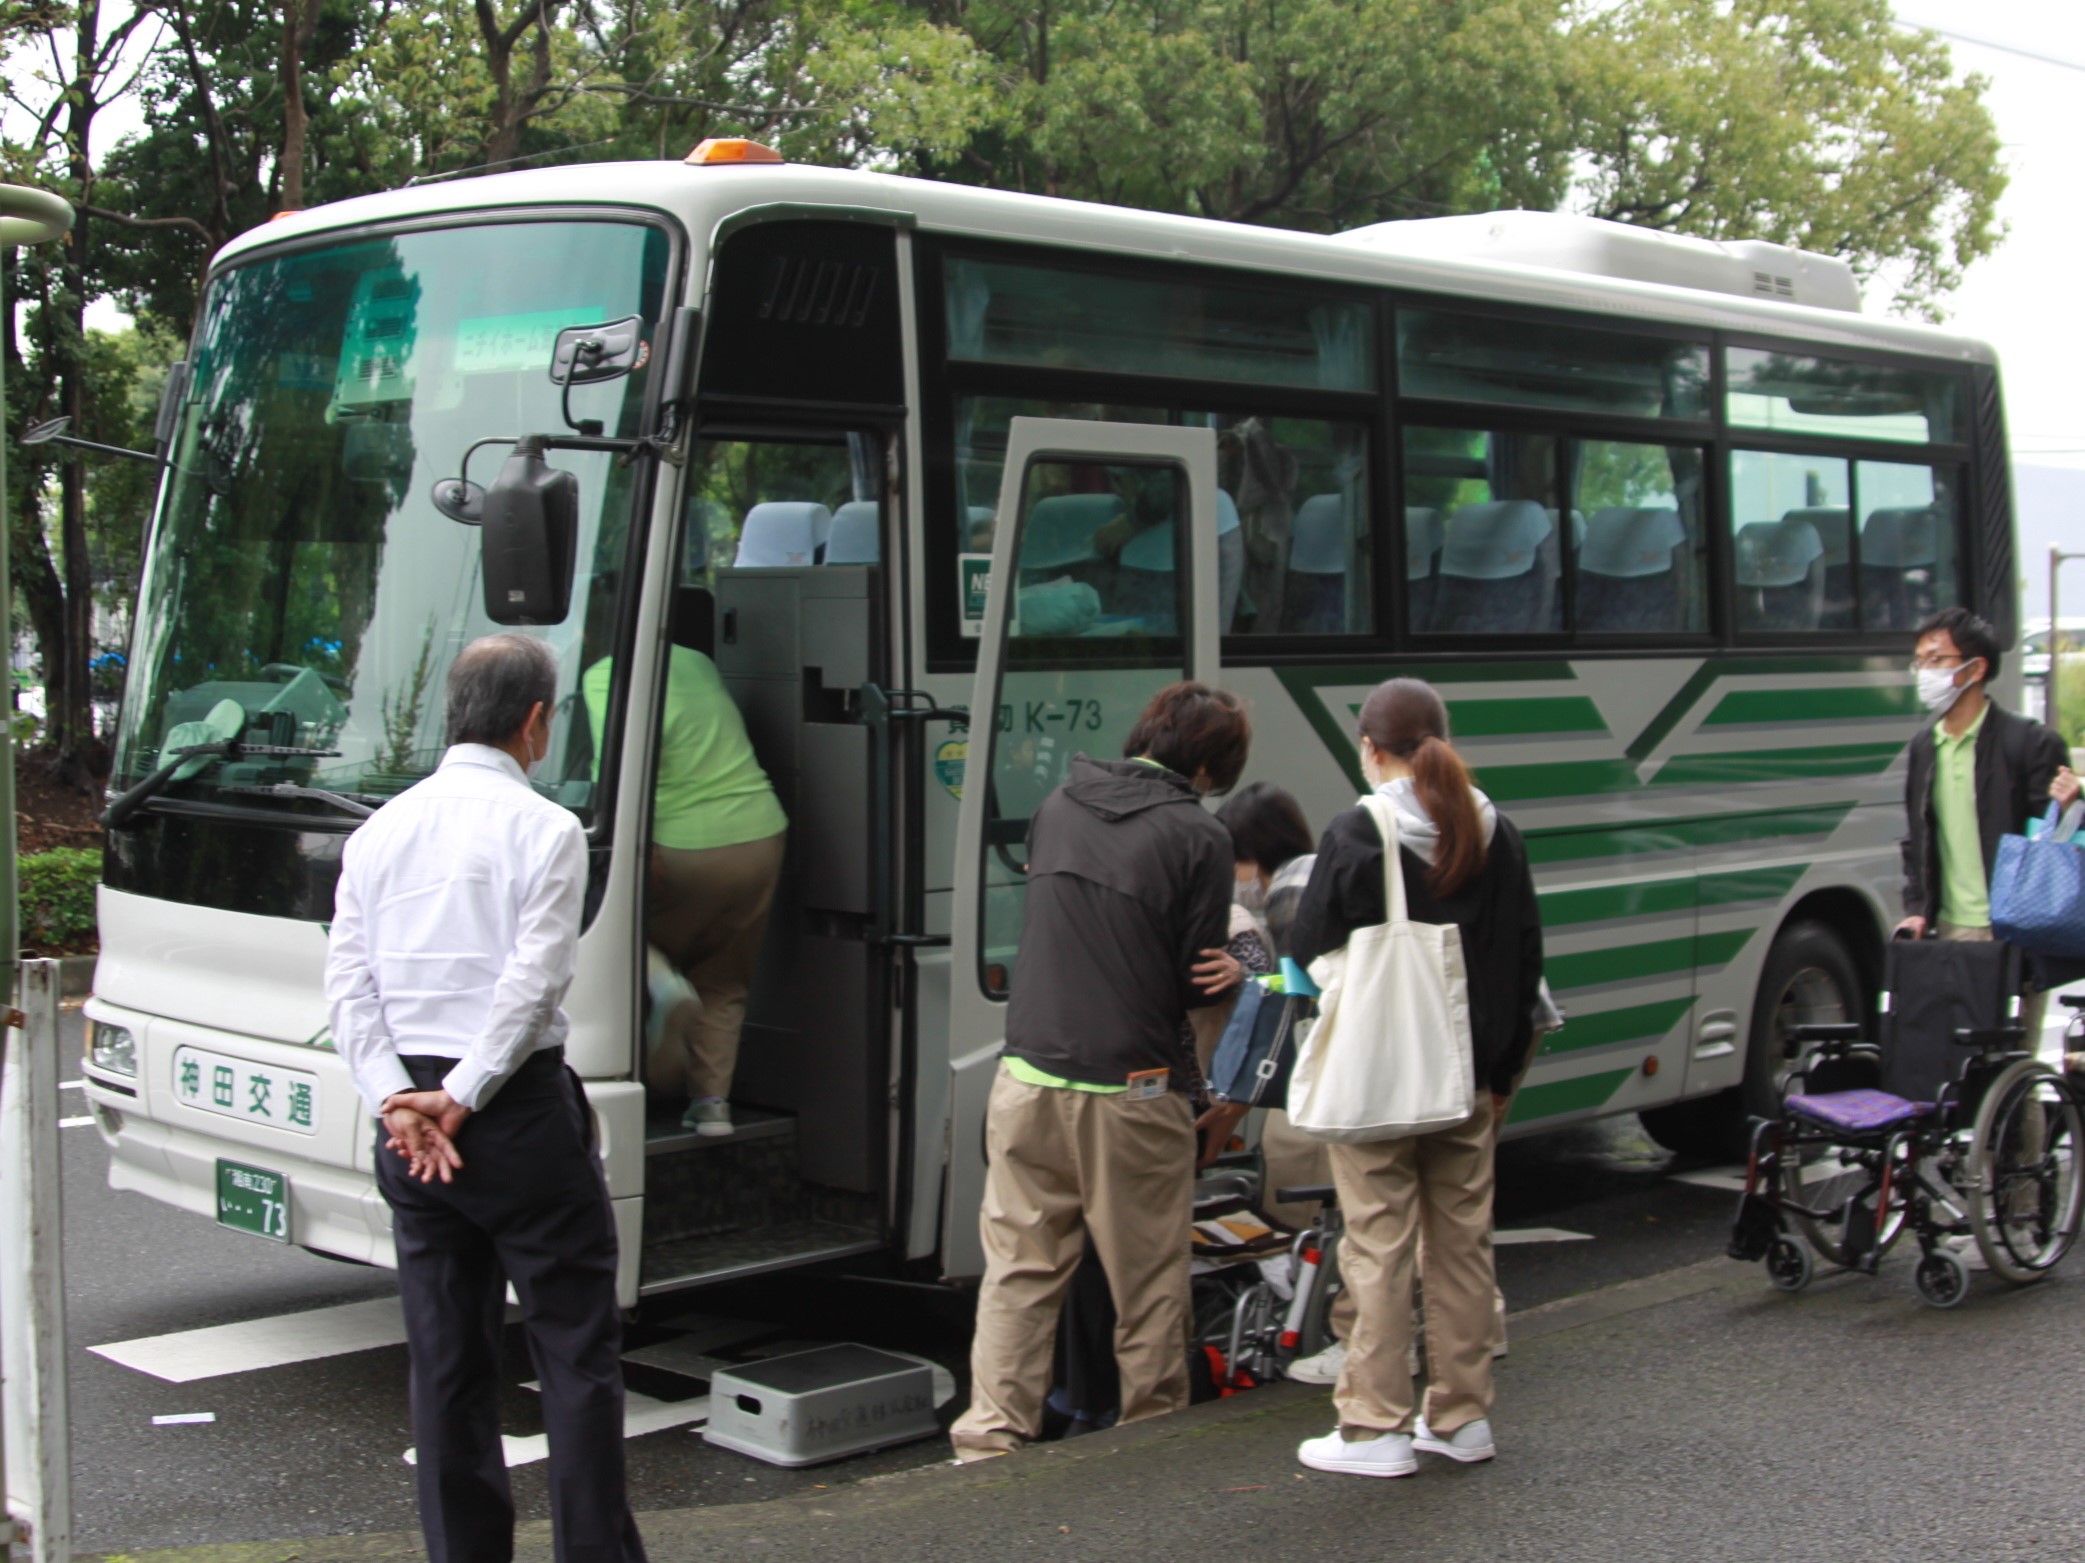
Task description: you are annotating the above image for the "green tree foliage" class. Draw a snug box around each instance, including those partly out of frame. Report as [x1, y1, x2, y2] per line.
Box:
[939, 0, 1574, 227]
[1567, 0, 2006, 319]
[0, 0, 2010, 783]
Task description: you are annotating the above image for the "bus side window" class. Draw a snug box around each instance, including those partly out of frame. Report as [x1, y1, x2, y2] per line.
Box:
[1568, 438, 1706, 636]
[1730, 451, 1849, 634]
[1859, 463, 1956, 631]
[1405, 426, 1560, 635]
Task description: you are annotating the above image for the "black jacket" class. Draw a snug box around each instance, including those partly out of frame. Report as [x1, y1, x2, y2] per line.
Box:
[1901, 698, 2069, 923]
[1289, 800, 1544, 1100]
[1004, 756, 1233, 1090]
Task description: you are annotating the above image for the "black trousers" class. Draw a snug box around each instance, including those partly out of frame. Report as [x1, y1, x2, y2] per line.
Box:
[378, 1049, 645, 1563]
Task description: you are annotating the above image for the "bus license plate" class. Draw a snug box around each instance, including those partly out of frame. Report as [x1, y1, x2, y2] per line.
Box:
[216, 1159, 290, 1243]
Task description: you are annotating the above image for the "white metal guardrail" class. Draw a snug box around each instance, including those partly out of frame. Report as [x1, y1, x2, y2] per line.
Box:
[2, 959, 70, 1563]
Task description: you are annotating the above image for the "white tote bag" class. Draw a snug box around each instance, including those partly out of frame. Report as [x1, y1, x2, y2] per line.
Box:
[1286, 793, 1476, 1142]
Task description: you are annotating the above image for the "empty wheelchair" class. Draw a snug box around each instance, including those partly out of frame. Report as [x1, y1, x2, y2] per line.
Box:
[1729, 936, 2085, 1308]
[1190, 1161, 1344, 1389]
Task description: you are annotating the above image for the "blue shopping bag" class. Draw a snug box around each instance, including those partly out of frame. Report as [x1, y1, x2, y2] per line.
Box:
[1990, 801, 2085, 958]
[1207, 973, 1314, 1108]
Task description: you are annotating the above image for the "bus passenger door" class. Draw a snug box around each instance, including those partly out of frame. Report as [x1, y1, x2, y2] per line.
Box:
[942, 418, 1221, 1278]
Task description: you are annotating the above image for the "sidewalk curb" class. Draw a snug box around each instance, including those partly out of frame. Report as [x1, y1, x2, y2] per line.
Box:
[79, 1255, 1750, 1563]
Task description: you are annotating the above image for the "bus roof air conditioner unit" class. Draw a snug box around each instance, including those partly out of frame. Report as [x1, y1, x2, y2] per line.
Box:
[1333, 211, 1862, 314]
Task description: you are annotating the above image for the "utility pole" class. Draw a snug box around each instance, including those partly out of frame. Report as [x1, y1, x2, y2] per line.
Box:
[0, 183, 73, 1563]
[2050, 545, 2085, 732]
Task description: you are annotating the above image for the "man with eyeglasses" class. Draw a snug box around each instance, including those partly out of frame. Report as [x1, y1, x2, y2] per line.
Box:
[1899, 607, 2081, 1037]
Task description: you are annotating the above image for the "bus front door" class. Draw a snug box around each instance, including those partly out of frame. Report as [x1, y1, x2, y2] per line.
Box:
[942, 418, 1222, 1278]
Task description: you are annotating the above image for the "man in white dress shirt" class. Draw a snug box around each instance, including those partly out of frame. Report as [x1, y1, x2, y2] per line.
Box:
[326, 633, 645, 1563]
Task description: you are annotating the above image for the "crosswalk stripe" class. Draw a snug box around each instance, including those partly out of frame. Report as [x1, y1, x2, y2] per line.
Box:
[405, 1392, 713, 1468]
[1493, 1227, 1593, 1245]
[1668, 1165, 1748, 1194]
[90, 1296, 408, 1383]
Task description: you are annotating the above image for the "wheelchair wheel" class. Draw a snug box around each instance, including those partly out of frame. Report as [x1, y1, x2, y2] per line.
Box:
[1914, 1246, 1971, 1308]
[1765, 1235, 1812, 1292]
[1967, 1059, 2085, 1285]
[1223, 1279, 1281, 1383]
[1786, 1141, 1908, 1270]
[1292, 1236, 1343, 1362]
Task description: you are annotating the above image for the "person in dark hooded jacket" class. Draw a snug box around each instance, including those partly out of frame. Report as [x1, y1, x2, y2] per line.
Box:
[950, 681, 1251, 1461]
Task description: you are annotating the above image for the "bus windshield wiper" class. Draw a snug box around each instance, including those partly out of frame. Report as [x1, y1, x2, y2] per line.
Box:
[215, 782, 379, 819]
[102, 743, 345, 830]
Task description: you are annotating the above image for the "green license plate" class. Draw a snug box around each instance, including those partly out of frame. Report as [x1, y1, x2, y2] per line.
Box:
[216, 1159, 290, 1243]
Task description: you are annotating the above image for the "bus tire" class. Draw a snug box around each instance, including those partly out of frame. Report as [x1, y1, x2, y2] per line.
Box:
[1637, 1094, 1735, 1160]
[1740, 920, 1865, 1127]
[1640, 920, 1864, 1161]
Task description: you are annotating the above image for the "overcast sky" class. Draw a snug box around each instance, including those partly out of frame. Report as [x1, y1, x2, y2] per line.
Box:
[1889, 3, 2085, 470]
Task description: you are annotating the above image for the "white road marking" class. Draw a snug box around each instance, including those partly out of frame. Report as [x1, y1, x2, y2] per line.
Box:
[1668, 1166, 1749, 1194]
[58, 1115, 93, 1129]
[404, 1392, 711, 1468]
[152, 1412, 216, 1425]
[1493, 1227, 1593, 1245]
[91, 1296, 408, 1383]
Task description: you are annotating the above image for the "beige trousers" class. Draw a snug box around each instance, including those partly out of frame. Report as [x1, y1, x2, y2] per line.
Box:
[1936, 919, 2048, 1042]
[645, 832, 786, 1101]
[949, 1065, 1196, 1460]
[1328, 1095, 1498, 1438]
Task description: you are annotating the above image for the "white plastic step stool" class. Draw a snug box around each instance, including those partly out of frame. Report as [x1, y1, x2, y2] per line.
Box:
[704, 1344, 938, 1467]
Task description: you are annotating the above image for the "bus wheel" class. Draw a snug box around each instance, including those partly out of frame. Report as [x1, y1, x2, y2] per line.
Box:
[1740, 920, 1864, 1127]
[1638, 1094, 1736, 1160]
[1641, 920, 1864, 1162]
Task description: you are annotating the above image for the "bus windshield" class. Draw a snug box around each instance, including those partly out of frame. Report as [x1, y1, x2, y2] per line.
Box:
[111, 217, 672, 822]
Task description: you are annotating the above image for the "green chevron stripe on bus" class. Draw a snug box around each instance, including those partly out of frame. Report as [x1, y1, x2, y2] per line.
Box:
[1536, 864, 1803, 929]
[1650, 741, 1906, 788]
[1474, 758, 1645, 802]
[1538, 997, 1697, 1057]
[1622, 655, 1902, 760]
[1521, 804, 1853, 866]
[1703, 685, 1922, 725]
[1506, 1066, 1637, 1125]
[1546, 928, 1753, 992]
[1438, 696, 1607, 737]
[1481, 739, 1902, 801]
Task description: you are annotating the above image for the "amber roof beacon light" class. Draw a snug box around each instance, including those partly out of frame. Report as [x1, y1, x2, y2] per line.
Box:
[686, 138, 785, 166]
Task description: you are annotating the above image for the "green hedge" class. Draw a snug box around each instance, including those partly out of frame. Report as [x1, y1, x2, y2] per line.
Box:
[19, 847, 101, 955]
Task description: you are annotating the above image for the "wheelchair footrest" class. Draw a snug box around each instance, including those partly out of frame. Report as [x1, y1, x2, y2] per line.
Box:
[1728, 1191, 1780, 1263]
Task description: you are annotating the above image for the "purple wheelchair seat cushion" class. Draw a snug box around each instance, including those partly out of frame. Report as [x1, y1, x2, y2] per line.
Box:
[1785, 1088, 1932, 1133]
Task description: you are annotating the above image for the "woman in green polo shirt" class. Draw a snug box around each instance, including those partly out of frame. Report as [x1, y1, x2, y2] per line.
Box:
[585, 645, 787, 1137]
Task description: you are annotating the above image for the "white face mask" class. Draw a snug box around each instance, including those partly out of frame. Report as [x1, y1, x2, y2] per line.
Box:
[1235, 877, 1268, 915]
[1916, 663, 1967, 714]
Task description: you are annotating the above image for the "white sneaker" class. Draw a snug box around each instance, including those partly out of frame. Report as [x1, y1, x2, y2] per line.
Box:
[1285, 1341, 1346, 1385]
[1414, 1416, 1496, 1463]
[1297, 1428, 1417, 1478]
[683, 1097, 733, 1138]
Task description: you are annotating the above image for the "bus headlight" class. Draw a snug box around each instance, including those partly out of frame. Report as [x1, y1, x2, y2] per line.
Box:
[88, 1021, 138, 1077]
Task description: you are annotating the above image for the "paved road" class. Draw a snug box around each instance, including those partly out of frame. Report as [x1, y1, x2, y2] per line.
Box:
[49, 997, 2079, 1554]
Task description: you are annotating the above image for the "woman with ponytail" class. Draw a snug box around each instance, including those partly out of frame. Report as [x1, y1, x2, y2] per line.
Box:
[1286, 678, 1543, 1479]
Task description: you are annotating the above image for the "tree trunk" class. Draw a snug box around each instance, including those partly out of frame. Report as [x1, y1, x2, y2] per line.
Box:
[47, 0, 101, 778]
[476, 0, 561, 168]
[279, 0, 324, 210]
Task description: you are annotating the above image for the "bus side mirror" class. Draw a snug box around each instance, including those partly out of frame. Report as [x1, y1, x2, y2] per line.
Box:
[480, 436, 579, 626]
